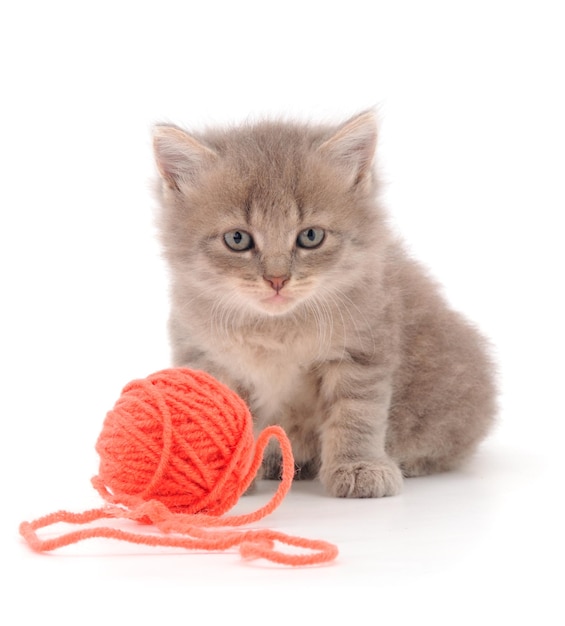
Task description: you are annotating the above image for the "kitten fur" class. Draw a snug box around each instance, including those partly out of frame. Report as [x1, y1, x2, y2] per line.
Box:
[152, 111, 497, 498]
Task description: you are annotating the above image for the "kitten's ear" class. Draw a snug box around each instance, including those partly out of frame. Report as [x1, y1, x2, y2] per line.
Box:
[317, 111, 377, 187]
[153, 125, 217, 191]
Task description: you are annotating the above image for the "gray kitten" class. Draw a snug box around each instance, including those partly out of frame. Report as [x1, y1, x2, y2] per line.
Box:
[152, 111, 497, 498]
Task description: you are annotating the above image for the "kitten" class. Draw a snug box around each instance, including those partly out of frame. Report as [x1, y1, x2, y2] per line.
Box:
[152, 111, 497, 498]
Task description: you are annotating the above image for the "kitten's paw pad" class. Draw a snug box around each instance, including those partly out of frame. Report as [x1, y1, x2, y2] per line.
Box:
[321, 459, 403, 498]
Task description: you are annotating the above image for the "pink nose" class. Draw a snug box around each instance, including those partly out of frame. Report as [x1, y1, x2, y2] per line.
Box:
[263, 275, 289, 292]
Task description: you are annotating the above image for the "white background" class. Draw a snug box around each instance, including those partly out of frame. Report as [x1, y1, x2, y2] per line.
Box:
[1, 1, 563, 623]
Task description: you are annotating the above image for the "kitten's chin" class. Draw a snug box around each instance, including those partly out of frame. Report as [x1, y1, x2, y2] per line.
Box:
[255, 293, 299, 316]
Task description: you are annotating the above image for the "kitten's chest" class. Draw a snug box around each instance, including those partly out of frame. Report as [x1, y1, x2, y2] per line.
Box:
[218, 333, 319, 424]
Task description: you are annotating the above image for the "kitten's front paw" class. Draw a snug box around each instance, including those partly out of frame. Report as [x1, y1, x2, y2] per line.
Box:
[320, 459, 403, 498]
[294, 457, 320, 480]
[262, 451, 319, 481]
[262, 449, 283, 480]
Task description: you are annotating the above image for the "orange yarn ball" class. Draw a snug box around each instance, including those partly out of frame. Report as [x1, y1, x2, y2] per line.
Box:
[93, 368, 256, 516]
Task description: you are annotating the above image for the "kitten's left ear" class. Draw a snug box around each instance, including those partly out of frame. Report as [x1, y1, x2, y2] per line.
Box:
[153, 125, 217, 191]
[318, 110, 377, 187]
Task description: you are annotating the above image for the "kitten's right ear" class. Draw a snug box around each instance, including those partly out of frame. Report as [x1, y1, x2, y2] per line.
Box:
[317, 111, 377, 188]
[153, 125, 217, 191]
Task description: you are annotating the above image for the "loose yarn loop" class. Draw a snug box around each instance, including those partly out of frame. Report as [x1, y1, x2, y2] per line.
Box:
[19, 368, 338, 566]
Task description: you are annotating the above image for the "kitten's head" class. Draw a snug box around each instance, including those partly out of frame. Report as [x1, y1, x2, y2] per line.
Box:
[153, 112, 386, 319]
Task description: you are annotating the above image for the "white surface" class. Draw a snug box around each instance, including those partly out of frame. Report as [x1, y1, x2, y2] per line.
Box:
[1, 1, 563, 624]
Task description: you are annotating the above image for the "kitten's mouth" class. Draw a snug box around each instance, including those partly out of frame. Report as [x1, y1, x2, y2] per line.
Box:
[258, 292, 296, 314]
[263, 293, 291, 305]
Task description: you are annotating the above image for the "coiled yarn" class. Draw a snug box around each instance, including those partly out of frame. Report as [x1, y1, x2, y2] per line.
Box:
[94, 368, 258, 515]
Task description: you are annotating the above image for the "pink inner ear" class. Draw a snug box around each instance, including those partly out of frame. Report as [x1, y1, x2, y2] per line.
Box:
[153, 126, 217, 189]
[318, 111, 377, 181]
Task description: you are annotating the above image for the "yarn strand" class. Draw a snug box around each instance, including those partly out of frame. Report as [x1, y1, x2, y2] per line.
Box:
[19, 423, 338, 566]
[19, 512, 338, 565]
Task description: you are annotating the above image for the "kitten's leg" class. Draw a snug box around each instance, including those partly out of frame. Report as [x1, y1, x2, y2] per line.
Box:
[261, 439, 284, 479]
[319, 376, 403, 498]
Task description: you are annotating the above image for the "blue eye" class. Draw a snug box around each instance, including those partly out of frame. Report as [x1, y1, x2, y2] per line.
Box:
[297, 227, 325, 249]
[224, 230, 254, 251]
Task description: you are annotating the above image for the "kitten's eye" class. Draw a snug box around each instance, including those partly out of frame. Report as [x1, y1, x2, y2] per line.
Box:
[297, 227, 325, 249]
[224, 230, 254, 251]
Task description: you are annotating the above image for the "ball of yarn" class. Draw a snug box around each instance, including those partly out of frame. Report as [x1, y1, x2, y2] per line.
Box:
[93, 368, 255, 516]
[20, 367, 338, 565]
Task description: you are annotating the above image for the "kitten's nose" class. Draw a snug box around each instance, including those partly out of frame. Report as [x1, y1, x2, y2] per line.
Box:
[263, 274, 290, 293]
